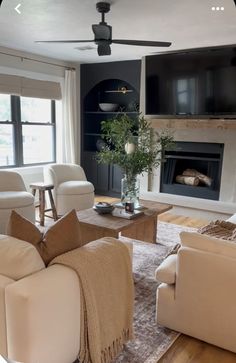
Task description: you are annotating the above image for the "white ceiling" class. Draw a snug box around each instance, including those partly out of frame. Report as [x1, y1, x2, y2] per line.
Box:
[0, 0, 236, 64]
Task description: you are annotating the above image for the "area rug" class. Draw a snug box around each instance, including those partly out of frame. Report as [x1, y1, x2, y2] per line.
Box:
[113, 221, 196, 363]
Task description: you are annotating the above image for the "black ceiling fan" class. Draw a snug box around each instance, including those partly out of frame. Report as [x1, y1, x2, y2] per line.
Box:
[36, 1, 172, 56]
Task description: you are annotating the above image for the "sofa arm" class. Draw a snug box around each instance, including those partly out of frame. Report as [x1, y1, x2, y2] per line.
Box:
[5, 264, 81, 363]
[155, 254, 177, 284]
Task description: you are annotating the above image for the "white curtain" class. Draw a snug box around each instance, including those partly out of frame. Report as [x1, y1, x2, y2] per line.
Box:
[61, 69, 78, 164]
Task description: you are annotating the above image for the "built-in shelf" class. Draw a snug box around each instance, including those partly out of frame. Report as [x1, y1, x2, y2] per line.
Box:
[84, 133, 101, 136]
[82, 77, 139, 196]
[105, 87, 133, 94]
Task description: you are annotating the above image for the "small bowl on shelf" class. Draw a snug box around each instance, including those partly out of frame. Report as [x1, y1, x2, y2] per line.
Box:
[93, 202, 114, 214]
[99, 103, 119, 112]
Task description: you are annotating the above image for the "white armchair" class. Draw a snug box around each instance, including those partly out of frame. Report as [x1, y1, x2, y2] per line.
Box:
[0, 171, 35, 234]
[155, 214, 236, 353]
[44, 163, 94, 215]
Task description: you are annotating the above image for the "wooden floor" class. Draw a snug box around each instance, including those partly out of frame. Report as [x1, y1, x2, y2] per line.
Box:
[95, 196, 236, 362]
[158, 335, 236, 363]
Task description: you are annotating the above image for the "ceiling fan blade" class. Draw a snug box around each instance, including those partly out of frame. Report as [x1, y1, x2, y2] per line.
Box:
[112, 39, 171, 47]
[97, 42, 111, 56]
[92, 24, 112, 40]
[35, 40, 94, 43]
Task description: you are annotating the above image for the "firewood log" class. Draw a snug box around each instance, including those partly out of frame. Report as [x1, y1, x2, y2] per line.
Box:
[176, 175, 200, 186]
[182, 169, 212, 186]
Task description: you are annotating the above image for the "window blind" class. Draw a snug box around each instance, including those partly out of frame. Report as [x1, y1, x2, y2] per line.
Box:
[0, 74, 62, 100]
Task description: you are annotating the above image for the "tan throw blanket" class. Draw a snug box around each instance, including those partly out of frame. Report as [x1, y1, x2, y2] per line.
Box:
[49, 237, 134, 363]
[198, 220, 236, 241]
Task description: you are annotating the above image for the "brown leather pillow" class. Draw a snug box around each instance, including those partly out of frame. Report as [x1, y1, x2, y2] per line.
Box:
[7, 209, 83, 265]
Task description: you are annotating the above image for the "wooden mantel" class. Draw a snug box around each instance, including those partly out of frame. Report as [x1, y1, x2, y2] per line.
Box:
[147, 118, 236, 130]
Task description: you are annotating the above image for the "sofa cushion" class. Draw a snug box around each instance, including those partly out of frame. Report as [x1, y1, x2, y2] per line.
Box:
[180, 231, 236, 259]
[0, 234, 45, 280]
[7, 210, 42, 244]
[155, 254, 177, 284]
[7, 209, 83, 265]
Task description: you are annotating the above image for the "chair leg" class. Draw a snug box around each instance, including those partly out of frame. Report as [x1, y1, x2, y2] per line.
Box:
[48, 189, 58, 221]
[39, 190, 45, 226]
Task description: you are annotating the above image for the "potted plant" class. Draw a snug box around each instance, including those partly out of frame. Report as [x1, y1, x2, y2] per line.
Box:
[96, 113, 174, 208]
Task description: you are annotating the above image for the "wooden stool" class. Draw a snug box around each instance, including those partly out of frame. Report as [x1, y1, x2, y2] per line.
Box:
[30, 182, 58, 226]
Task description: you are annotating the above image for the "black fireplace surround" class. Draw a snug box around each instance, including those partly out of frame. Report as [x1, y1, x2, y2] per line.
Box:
[160, 141, 224, 200]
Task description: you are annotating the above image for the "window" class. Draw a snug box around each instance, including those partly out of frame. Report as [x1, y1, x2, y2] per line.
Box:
[0, 94, 56, 167]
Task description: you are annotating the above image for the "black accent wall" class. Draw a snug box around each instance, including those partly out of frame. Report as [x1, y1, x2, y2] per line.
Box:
[80, 59, 141, 196]
[80, 60, 141, 101]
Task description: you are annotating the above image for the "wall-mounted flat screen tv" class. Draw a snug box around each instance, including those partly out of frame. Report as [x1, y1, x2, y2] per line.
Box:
[145, 47, 236, 117]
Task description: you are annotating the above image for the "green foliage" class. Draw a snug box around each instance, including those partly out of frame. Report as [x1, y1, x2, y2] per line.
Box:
[96, 113, 174, 178]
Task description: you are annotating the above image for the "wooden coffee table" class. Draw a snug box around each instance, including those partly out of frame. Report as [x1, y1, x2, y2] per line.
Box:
[77, 200, 172, 244]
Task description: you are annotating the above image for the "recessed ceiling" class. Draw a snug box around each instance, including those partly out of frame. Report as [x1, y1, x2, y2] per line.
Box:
[0, 0, 235, 64]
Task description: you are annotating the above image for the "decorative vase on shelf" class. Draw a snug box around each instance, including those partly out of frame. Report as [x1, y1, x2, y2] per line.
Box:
[121, 174, 140, 208]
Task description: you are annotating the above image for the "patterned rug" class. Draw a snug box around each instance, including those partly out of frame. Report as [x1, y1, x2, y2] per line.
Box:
[113, 221, 196, 363]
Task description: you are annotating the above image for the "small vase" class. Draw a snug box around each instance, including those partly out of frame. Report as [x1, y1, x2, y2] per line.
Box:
[121, 174, 140, 208]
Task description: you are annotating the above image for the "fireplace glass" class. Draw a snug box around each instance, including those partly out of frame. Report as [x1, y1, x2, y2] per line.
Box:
[160, 142, 224, 200]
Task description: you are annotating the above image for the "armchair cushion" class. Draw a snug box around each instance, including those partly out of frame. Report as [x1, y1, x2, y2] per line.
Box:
[57, 181, 94, 195]
[0, 234, 45, 280]
[0, 191, 34, 209]
[7, 209, 83, 265]
[180, 231, 236, 259]
[155, 254, 177, 284]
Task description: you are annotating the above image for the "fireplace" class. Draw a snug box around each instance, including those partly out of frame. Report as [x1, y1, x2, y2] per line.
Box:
[160, 142, 224, 200]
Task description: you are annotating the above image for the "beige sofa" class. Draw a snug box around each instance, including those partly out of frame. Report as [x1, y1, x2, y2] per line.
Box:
[0, 234, 81, 363]
[0, 234, 133, 363]
[155, 214, 236, 353]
